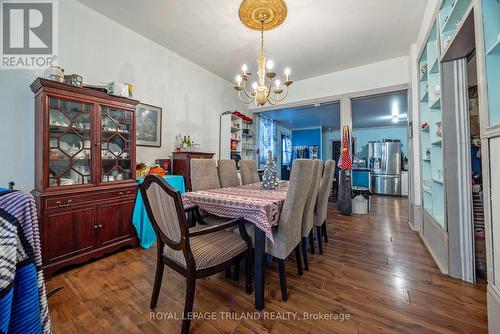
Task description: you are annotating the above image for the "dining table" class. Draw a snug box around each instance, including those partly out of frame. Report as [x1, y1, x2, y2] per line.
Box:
[183, 181, 288, 311]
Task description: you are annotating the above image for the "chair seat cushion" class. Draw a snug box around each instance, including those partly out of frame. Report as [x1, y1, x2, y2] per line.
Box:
[163, 229, 247, 270]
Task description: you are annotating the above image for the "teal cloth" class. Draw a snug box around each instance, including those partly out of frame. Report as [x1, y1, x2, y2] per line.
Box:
[133, 175, 186, 249]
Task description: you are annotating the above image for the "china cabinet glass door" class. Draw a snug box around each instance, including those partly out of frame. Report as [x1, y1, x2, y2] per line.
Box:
[48, 97, 93, 187]
[100, 106, 133, 182]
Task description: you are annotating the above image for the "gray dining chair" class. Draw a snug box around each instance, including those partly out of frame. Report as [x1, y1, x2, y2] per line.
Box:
[314, 159, 335, 254]
[300, 159, 323, 270]
[191, 159, 221, 192]
[140, 175, 252, 334]
[190, 159, 233, 227]
[240, 160, 260, 185]
[247, 159, 313, 301]
[217, 159, 241, 188]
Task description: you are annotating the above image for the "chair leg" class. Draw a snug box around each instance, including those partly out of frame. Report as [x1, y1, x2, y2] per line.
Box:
[225, 267, 231, 278]
[301, 237, 309, 271]
[245, 250, 252, 294]
[316, 226, 323, 255]
[150, 259, 164, 309]
[323, 222, 328, 243]
[181, 277, 196, 334]
[278, 259, 288, 301]
[309, 230, 315, 254]
[294, 246, 304, 276]
[233, 260, 240, 281]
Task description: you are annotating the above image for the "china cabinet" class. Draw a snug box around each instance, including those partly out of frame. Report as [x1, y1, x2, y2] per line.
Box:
[30, 78, 139, 277]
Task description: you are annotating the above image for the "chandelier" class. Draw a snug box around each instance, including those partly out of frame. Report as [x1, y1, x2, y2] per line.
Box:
[234, 0, 293, 106]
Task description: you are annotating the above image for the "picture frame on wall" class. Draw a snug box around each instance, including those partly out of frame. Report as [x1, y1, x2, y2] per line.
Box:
[136, 103, 162, 147]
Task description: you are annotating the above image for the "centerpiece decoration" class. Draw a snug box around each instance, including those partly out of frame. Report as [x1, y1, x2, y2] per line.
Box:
[262, 150, 280, 190]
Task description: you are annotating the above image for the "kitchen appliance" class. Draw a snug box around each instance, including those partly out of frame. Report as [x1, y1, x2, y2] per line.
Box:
[353, 158, 367, 168]
[368, 140, 401, 195]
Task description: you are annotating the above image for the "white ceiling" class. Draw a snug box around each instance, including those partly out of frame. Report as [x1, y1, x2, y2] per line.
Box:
[78, 0, 427, 82]
[351, 90, 408, 128]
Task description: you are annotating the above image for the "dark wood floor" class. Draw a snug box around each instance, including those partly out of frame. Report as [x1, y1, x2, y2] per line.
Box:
[46, 196, 487, 333]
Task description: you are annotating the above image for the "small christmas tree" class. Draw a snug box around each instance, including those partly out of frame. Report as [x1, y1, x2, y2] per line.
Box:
[262, 150, 280, 190]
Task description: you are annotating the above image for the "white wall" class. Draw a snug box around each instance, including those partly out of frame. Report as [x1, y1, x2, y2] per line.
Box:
[273, 56, 410, 106]
[0, 0, 242, 191]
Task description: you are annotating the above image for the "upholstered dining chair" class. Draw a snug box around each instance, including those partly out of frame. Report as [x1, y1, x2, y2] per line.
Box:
[217, 159, 241, 188]
[313, 159, 335, 254]
[247, 159, 313, 301]
[240, 160, 260, 185]
[300, 159, 323, 270]
[140, 175, 252, 334]
[190, 158, 232, 226]
[191, 158, 221, 191]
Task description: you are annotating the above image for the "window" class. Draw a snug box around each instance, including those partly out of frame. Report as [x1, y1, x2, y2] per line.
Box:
[282, 135, 291, 166]
[258, 116, 276, 168]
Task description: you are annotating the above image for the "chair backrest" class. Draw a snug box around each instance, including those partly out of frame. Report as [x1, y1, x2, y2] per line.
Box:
[240, 160, 260, 185]
[277, 159, 313, 254]
[315, 159, 335, 226]
[217, 159, 240, 188]
[301, 159, 323, 236]
[191, 159, 221, 191]
[140, 175, 187, 249]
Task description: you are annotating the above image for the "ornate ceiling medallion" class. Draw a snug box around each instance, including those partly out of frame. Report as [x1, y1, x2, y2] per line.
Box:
[238, 0, 288, 31]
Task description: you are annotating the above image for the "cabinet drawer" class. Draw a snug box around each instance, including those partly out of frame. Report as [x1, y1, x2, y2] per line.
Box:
[44, 187, 136, 210]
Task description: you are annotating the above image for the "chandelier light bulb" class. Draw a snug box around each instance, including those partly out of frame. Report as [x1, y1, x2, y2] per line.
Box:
[241, 64, 248, 73]
[275, 79, 281, 88]
[284, 67, 290, 80]
[266, 60, 274, 70]
[236, 75, 242, 86]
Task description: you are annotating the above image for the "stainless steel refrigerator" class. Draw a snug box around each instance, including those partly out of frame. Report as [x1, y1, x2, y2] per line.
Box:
[368, 140, 401, 195]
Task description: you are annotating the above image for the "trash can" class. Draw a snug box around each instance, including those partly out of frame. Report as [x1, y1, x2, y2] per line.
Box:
[352, 186, 370, 214]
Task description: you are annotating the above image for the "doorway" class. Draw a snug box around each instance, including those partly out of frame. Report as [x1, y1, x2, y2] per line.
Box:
[467, 54, 486, 280]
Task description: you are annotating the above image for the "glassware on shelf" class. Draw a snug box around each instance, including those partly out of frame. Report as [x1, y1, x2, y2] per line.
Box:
[48, 97, 92, 187]
[100, 106, 132, 182]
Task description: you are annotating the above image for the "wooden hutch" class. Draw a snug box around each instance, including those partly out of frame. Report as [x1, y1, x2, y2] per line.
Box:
[31, 78, 139, 277]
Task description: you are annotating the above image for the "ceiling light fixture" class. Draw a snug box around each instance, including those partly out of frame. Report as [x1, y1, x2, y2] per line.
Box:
[234, 0, 293, 106]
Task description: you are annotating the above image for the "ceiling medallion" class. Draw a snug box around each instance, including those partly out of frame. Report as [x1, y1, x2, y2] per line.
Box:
[234, 0, 293, 107]
[238, 0, 288, 31]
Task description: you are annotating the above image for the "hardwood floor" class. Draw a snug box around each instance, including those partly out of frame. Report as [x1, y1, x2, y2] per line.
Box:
[46, 196, 487, 333]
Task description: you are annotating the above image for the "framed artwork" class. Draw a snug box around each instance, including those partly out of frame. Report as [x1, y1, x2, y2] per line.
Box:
[136, 103, 162, 147]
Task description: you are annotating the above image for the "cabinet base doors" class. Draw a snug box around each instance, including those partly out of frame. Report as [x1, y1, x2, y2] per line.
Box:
[97, 200, 136, 247]
[44, 207, 96, 263]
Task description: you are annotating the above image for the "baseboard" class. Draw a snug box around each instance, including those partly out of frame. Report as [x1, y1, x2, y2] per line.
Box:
[408, 204, 421, 232]
[488, 283, 500, 333]
[420, 210, 449, 274]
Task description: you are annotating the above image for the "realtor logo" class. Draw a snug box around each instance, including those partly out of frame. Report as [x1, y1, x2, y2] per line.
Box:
[1, 0, 58, 69]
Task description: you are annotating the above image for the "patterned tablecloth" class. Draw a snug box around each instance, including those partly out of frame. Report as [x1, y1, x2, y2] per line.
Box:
[183, 181, 288, 242]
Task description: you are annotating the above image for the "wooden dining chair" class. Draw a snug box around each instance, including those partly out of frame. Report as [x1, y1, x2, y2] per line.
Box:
[240, 160, 260, 185]
[300, 159, 323, 270]
[217, 159, 241, 188]
[314, 159, 335, 254]
[191, 159, 221, 191]
[140, 175, 252, 334]
[246, 159, 313, 301]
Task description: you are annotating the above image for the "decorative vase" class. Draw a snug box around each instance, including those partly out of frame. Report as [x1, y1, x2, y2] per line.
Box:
[436, 121, 442, 138]
[433, 84, 441, 97]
